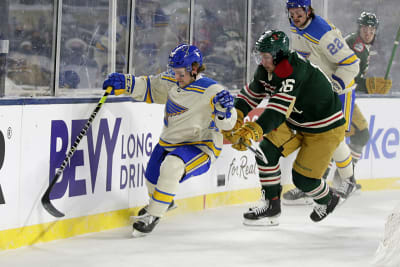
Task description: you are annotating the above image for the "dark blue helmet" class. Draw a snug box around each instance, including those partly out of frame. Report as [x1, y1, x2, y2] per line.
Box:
[168, 44, 203, 72]
[286, 0, 311, 12]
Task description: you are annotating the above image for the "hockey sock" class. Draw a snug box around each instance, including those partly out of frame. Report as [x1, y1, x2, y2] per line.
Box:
[292, 170, 330, 204]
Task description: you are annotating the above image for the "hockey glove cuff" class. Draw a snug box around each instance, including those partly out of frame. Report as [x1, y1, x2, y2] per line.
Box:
[221, 109, 244, 143]
[231, 121, 263, 151]
[103, 73, 135, 95]
[213, 90, 234, 119]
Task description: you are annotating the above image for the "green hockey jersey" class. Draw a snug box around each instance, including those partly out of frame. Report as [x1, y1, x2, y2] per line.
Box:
[235, 52, 345, 134]
[345, 33, 370, 93]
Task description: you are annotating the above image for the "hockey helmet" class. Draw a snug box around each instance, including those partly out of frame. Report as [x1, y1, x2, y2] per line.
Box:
[254, 30, 290, 65]
[357, 12, 379, 28]
[168, 44, 203, 73]
[286, 0, 311, 12]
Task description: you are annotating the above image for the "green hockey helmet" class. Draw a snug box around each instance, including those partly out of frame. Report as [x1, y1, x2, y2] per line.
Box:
[357, 12, 379, 28]
[254, 30, 290, 65]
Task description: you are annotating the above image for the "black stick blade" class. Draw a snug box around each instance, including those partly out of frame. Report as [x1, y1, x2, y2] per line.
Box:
[41, 193, 65, 218]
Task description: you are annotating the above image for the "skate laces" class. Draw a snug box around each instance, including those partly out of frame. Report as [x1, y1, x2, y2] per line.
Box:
[135, 213, 157, 225]
[251, 200, 270, 215]
[248, 190, 267, 211]
[313, 203, 328, 217]
[290, 187, 303, 196]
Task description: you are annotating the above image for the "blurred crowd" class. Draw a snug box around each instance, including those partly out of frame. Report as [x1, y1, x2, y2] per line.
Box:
[4, 0, 400, 95]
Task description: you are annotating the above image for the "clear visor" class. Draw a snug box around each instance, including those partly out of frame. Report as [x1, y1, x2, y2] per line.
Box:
[253, 50, 273, 65]
[252, 50, 262, 65]
[167, 66, 187, 77]
[167, 65, 175, 75]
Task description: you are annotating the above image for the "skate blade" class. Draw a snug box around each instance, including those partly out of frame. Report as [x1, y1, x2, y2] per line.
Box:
[243, 216, 279, 227]
[338, 186, 358, 204]
[132, 229, 147, 238]
[282, 198, 313, 206]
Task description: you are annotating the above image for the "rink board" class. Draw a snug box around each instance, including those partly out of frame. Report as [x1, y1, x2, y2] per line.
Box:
[0, 97, 399, 249]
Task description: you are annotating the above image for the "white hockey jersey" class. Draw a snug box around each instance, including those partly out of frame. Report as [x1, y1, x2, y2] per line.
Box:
[128, 72, 236, 162]
[290, 15, 360, 93]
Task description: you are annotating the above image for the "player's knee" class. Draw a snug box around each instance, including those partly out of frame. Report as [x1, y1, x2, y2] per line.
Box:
[292, 170, 320, 193]
[350, 128, 370, 147]
[160, 155, 185, 182]
[258, 138, 281, 164]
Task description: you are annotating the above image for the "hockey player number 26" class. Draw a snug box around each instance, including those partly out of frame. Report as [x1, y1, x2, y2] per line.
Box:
[327, 38, 344, 55]
[279, 79, 295, 93]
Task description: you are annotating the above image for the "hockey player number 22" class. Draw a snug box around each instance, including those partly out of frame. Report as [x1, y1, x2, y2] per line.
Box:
[327, 38, 344, 55]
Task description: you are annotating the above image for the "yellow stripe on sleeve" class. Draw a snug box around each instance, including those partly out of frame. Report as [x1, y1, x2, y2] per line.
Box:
[339, 54, 359, 66]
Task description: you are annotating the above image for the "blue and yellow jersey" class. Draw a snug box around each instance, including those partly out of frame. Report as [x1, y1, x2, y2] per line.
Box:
[128, 72, 235, 162]
[290, 15, 359, 95]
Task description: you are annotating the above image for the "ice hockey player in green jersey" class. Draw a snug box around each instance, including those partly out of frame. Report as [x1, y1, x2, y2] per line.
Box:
[345, 12, 392, 169]
[224, 30, 345, 225]
[346, 12, 392, 95]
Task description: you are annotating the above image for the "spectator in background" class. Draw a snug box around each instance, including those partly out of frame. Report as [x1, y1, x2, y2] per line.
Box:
[344, 12, 392, 170]
[60, 37, 98, 89]
[133, 0, 170, 75]
[7, 17, 53, 89]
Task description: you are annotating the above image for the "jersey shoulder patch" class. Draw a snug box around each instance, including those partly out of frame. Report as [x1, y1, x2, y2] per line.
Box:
[195, 77, 217, 88]
[274, 59, 293, 78]
[353, 38, 365, 53]
[306, 16, 333, 40]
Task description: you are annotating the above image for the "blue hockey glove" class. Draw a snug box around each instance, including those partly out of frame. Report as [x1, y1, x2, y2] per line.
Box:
[102, 73, 135, 95]
[213, 90, 234, 119]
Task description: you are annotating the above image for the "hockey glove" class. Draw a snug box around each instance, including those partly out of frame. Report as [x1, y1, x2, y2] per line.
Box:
[330, 74, 356, 94]
[221, 109, 244, 143]
[102, 73, 135, 95]
[231, 121, 263, 151]
[366, 77, 392, 94]
[213, 90, 234, 119]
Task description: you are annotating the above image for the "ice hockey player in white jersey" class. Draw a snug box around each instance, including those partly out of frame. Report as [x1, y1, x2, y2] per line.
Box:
[283, 0, 360, 205]
[102, 44, 237, 237]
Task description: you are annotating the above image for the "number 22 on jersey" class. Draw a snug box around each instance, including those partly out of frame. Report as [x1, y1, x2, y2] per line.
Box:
[327, 38, 344, 55]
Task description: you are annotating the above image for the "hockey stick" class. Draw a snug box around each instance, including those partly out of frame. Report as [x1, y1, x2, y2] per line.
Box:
[41, 86, 113, 218]
[243, 139, 268, 164]
[384, 24, 400, 79]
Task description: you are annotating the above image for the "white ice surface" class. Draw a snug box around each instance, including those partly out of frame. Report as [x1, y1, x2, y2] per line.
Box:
[1, 190, 399, 267]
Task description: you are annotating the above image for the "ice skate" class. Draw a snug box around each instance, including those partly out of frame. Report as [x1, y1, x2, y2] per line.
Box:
[137, 200, 177, 216]
[132, 213, 160, 238]
[282, 187, 313, 206]
[310, 190, 340, 222]
[243, 196, 281, 226]
[336, 176, 357, 199]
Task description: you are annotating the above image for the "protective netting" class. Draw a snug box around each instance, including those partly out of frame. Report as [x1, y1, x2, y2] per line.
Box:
[372, 203, 400, 267]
